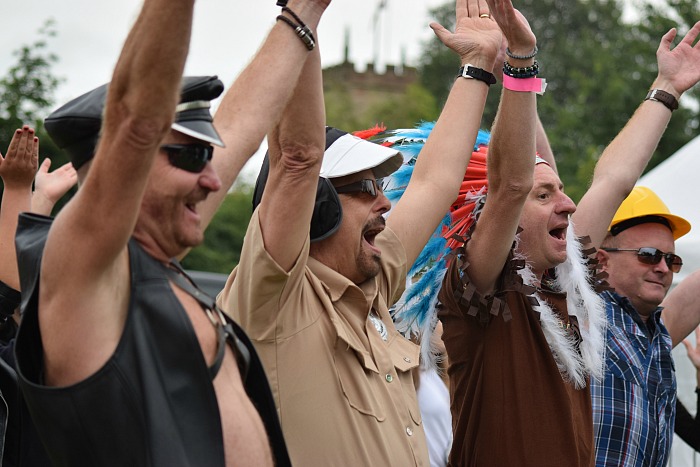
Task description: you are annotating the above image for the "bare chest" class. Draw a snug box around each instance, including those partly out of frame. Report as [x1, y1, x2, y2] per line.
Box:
[170, 285, 274, 466]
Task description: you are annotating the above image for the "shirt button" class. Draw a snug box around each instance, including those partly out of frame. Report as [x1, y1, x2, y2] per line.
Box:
[385, 374, 393, 383]
[403, 357, 411, 363]
[406, 427, 413, 436]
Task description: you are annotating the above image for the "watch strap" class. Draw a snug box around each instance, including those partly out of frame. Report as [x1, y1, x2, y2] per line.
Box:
[645, 88, 679, 111]
[458, 64, 497, 86]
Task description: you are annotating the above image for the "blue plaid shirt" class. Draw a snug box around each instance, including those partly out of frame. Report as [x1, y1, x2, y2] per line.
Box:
[591, 291, 676, 467]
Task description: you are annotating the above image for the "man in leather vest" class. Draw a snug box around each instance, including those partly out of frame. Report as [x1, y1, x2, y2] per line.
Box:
[13, 0, 334, 465]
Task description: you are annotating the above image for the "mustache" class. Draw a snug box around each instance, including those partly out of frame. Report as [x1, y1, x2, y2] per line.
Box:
[364, 216, 386, 231]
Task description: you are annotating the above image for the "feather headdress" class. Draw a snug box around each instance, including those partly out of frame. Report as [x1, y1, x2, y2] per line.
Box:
[365, 123, 605, 385]
[365, 122, 491, 368]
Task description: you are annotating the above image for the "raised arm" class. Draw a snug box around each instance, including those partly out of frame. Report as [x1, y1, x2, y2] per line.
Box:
[260, 20, 325, 271]
[573, 21, 700, 248]
[660, 271, 700, 348]
[387, 0, 501, 268]
[38, 0, 195, 384]
[197, 0, 330, 232]
[0, 126, 38, 291]
[461, 0, 538, 293]
[43, 0, 194, 281]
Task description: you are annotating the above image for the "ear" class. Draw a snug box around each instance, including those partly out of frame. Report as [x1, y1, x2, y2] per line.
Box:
[596, 249, 610, 272]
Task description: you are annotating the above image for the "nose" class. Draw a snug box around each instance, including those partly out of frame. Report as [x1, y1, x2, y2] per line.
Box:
[376, 191, 392, 215]
[557, 192, 576, 216]
[199, 161, 222, 193]
[652, 255, 671, 274]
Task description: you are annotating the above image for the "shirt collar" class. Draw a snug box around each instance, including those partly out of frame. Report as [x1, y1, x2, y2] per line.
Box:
[602, 290, 664, 336]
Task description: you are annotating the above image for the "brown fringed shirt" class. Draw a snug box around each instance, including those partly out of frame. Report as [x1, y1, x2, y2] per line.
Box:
[438, 256, 594, 467]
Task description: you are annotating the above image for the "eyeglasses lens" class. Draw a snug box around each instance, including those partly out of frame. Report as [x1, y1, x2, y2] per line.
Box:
[162, 144, 213, 173]
[637, 247, 682, 273]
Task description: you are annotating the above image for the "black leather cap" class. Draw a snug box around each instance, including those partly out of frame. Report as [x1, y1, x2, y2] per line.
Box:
[44, 76, 225, 170]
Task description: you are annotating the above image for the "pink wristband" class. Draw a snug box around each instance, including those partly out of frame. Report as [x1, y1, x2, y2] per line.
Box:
[502, 74, 547, 94]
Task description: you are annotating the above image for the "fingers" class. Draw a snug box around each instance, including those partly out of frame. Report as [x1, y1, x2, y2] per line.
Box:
[658, 28, 677, 53]
[39, 158, 52, 173]
[6, 128, 22, 160]
[430, 22, 450, 44]
[477, 0, 490, 18]
[683, 339, 692, 352]
[31, 135, 39, 170]
[680, 20, 700, 46]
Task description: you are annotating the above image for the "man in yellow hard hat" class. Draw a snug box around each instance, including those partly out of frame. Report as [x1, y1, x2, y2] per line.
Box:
[592, 185, 691, 466]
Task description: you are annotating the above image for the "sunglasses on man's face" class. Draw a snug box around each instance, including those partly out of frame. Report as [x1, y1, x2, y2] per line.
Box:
[161, 144, 214, 173]
[601, 247, 683, 273]
[334, 178, 382, 198]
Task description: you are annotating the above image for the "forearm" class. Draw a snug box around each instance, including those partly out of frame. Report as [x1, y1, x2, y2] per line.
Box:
[535, 113, 556, 172]
[0, 186, 32, 290]
[64, 0, 195, 255]
[660, 270, 700, 348]
[260, 44, 325, 272]
[201, 1, 327, 230]
[31, 191, 56, 217]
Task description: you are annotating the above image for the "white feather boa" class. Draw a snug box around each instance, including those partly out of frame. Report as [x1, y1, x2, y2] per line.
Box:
[516, 220, 607, 388]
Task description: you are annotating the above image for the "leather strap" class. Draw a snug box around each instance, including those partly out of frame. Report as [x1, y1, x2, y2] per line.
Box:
[165, 261, 250, 381]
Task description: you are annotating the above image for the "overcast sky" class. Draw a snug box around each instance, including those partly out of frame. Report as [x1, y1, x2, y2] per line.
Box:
[1, 0, 447, 103]
[0, 0, 447, 178]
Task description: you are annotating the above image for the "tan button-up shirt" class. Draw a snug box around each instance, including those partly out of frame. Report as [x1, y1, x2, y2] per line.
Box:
[218, 211, 428, 466]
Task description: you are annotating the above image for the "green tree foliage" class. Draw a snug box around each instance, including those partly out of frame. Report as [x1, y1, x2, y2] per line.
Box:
[367, 83, 439, 129]
[419, 0, 700, 201]
[182, 183, 254, 273]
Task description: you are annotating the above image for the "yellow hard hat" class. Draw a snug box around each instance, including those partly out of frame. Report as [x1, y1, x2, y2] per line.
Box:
[609, 186, 691, 240]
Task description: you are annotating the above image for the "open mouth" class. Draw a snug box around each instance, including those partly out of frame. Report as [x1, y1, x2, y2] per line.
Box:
[363, 227, 383, 246]
[549, 226, 567, 241]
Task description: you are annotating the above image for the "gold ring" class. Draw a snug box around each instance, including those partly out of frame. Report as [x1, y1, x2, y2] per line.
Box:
[479, 14, 490, 18]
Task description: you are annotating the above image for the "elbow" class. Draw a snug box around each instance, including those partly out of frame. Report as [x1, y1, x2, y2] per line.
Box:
[277, 140, 324, 177]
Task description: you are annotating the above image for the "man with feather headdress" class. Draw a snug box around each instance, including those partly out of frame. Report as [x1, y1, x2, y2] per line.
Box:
[387, 1, 700, 465]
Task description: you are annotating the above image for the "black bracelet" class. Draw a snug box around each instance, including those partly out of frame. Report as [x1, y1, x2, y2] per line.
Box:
[276, 13, 316, 51]
[505, 45, 538, 60]
[457, 64, 497, 86]
[503, 60, 539, 78]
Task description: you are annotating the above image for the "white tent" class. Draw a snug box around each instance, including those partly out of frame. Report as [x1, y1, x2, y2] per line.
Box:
[637, 134, 700, 466]
[638, 134, 700, 284]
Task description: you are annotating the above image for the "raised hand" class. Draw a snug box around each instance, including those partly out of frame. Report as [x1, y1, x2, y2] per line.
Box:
[485, 0, 536, 58]
[430, 0, 502, 68]
[655, 21, 700, 97]
[32, 158, 78, 215]
[0, 126, 39, 190]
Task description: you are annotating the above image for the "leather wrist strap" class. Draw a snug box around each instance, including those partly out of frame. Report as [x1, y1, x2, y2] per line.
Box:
[458, 64, 497, 86]
[645, 88, 678, 111]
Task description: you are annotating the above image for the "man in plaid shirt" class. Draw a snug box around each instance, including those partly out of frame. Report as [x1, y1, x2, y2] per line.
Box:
[592, 187, 689, 467]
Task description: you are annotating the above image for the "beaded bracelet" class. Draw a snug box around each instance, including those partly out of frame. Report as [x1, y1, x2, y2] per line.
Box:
[276, 7, 316, 50]
[503, 60, 539, 78]
[505, 45, 538, 60]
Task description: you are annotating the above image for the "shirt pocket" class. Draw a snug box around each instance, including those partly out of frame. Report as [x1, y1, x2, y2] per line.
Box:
[606, 334, 644, 387]
[388, 336, 422, 426]
[333, 342, 387, 422]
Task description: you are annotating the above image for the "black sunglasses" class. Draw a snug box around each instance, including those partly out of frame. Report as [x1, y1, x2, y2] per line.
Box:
[602, 247, 683, 273]
[334, 179, 382, 197]
[161, 144, 214, 173]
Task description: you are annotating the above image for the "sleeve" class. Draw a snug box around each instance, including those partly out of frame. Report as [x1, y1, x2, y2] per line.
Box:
[674, 396, 700, 451]
[217, 208, 314, 340]
[0, 281, 21, 321]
